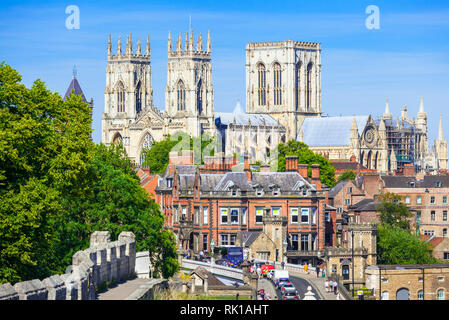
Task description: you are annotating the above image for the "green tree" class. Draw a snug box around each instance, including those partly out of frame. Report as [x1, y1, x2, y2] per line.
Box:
[377, 225, 440, 265]
[0, 62, 93, 283]
[54, 143, 179, 278]
[277, 140, 336, 188]
[142, 132, 214, 174]
[377, 193, 413, 231]
[337, 169, 357, 182]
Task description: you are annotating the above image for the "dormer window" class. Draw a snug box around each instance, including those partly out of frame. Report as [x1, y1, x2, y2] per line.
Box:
[410, 181, 415, 188]
[232, 189, 237, 197]
[302, 189, 307, 196]
[273, 188, 280, 196]
[256, 188, 263, 196]
[435, 180, 442, 188]
[166, 178, 173, 188]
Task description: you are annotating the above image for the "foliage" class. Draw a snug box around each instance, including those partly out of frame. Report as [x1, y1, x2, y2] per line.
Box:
[377, 225, 440, 265]
[142, 132, 214, 174]
[0, 63, 178, 284]
[276, 140, 336, 188]
[377, 193, 413, 231]
[337, 169, 357, 182]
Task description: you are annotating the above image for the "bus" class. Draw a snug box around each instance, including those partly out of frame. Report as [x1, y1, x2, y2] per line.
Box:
[215, 246, 244, 267]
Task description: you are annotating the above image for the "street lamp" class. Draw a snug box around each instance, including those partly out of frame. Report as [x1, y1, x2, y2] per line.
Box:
[348, 227, 355, 298]
[210, 239, 215, 265]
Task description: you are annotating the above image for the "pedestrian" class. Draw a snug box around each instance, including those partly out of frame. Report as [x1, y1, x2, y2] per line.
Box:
[333, 281, 338, 295]
[316, 266, 320, 278]
[304, 263, 308, 274]
[256, 266, 262, 279]
[329, 280, 334, 293]
[281, 261, 285, 269]
[324, 280, 329, 293]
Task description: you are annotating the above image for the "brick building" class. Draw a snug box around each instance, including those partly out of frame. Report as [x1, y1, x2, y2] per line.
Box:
[381, 174, 449, 238]
[154, 154, 335, 266]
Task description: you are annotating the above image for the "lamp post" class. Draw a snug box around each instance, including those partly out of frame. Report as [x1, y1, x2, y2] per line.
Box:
[348, 227, 355, 298]
[210, 239, 215, 266]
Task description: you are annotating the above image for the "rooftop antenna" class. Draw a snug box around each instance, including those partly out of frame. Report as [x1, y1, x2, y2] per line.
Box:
[73, 65, 77, 79]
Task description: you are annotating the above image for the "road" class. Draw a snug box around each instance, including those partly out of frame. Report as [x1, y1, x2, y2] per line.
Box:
[275, 275, 320, 300]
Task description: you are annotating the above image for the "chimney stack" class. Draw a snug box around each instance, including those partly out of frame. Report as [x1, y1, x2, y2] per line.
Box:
[298, 164, 308, 178]
[286, 156, 299, 172]
[311, 164, 321, 190]
[244, 154, 251, 181]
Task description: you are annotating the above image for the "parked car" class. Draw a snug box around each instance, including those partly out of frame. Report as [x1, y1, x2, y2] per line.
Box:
[276, 279, 291, 289]
[280, 282, 296, 293]
[282, 290, 299, 300]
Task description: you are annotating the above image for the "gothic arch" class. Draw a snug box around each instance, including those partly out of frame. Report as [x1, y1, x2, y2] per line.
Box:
[360, 151, 365, 168]
[257, 63, 267, 106]
[306, 62, 313, 111]
[112, 132, 123, 145]
[135, 81, 142, 114]
[116, 81, 126, 113]
[177, 79, 186, 111]
[196, 79, 203, 115]
[295, 61, 302, 110]
[138, 131, 154, 165]
[273, 62, 282, 106]
[366, 150, 372, 169]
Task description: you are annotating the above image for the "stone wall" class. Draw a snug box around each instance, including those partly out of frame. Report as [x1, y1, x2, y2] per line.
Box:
[0, 231, 136, 300]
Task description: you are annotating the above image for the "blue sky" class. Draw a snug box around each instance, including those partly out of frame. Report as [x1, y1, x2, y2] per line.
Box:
[1, 0, 449, 144]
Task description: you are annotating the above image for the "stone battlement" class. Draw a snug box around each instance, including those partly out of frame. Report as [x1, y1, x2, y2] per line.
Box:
[0, 231, 136, 300]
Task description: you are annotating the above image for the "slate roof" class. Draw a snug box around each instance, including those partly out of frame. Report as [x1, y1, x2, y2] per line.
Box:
[190, 267, 224, 286]
[215, 102, 280, 127]
[382, 175, 449, 189]
[64, 77, 87, 102]
[349, 198, 380, 212]
[328, 180, 349, 198]
[299, 115, 369, 146]
[241, 231, 261, 247]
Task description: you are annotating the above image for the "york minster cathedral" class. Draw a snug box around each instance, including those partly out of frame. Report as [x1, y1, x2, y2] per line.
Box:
[100, 29, 448, 174]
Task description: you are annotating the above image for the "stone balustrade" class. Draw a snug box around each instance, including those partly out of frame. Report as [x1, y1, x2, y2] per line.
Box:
[0, 231, 136, 300]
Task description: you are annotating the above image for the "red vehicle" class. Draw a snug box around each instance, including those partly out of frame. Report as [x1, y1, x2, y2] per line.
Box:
[261, 264, 274, 277]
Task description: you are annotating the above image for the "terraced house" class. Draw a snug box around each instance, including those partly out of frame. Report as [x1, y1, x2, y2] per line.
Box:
[155, 154, 335, 265]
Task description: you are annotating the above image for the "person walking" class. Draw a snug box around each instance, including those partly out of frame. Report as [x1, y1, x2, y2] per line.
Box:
[304, 263, 309, 274]
[256, 266, 262, 279]
[324, 280, 329, 293]
[281, 261, 285, 270]
[333, 281, 338, 295]
[316, 266, 320, 278]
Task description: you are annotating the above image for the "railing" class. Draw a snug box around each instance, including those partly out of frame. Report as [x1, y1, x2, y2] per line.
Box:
[181, 259, 243, 281]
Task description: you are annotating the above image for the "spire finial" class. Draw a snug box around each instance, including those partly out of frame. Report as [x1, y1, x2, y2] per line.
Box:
[419, 96, 424, 113]
[117, 36, 122, 55]
[146, 34, 150, 57]
[168, 31, 172, 53]
[185, 32, 189, 51]
[439, 115, 444, 140]
[207, 30, 211, 53]
[108, 34, 112, 58]
[136, 37, 142, 55]
[383, 97, 392, 120]
[73, 65, 77, 79]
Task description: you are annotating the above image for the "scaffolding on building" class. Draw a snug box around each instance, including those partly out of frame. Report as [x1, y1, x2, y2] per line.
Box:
[385, 119, 416, 173]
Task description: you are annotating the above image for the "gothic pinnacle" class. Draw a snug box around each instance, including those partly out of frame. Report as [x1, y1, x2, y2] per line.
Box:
[146, 34, 150, 57]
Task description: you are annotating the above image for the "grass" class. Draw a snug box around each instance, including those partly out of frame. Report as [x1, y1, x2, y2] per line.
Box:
[153, 289, 250, 300]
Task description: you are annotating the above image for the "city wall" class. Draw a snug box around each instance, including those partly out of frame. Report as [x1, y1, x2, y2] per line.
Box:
[0, 231, 136, 300]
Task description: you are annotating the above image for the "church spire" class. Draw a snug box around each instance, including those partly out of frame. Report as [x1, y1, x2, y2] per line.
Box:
[439, 115, 444, 141]
[126, 33, 133, 56]
[207, 30, 211, 53]
[197, 33, 203, 51]
[185, 32, 189, 52]
[136, 37, 142, 55]
[108, 34, 112, 59]
[383, 97, 392, 120]
[117, 36, 122, 56]
[168, 31, 172, 53]
[189, 30, 194, 52]
[419, 96, 425, 113]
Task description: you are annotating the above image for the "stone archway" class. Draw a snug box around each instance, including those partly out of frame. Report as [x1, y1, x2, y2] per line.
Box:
[396, 288, 410, 300]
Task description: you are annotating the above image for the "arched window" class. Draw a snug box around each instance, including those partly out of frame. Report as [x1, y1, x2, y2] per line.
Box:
[295, 62, 301, 110]
[135, 82, 142, 114]
[306, 63, 313, 111]
[417, 290, 424, 300]
[273, 63, 282, 106]
[117, 82, 125, 113]
[197, 79, 203, 115]
[177, 80, 186, 111]
[437, 289, 445, 300]
[112, 133, 122, 145]
[139, 132, 154, 165]
[381, 291, 389, 300]
[257, 63, 266, 106]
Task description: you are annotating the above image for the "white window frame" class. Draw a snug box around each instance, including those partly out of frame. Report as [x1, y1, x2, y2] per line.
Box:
[437, 289, 445, 300]
[221, 234, 229, 246]
[231, 208, 239, 224]
[256, 188, 263, 196]
[220, 208, 228, 224]
[290, 208, 299, 223]
[181, 207, 187, 221]
[405, 196, 410, 204]
[272, 207, 281, 216]
[273, 188, 280, 196]
[325, 212, 330, 222]
[230, 234, 236, 246]
[203, 207, 208, 225]
[301, 208, 310, 224]
[242, 208, 247, 225]
[344, 198, 350, 206]
[311, 207, 316, 224]
[417, 196, 422, 204]
[255, 208, 264, 224]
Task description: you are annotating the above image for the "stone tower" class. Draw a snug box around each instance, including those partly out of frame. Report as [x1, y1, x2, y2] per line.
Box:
[245, 40, 322, 140]
[102, 33, 154, 145]
[165, 30, 215, 138]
